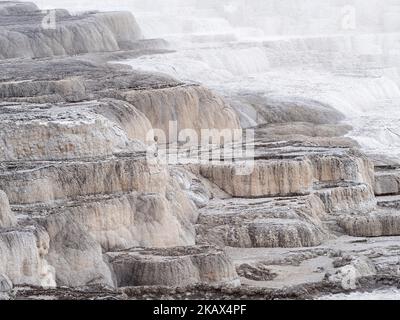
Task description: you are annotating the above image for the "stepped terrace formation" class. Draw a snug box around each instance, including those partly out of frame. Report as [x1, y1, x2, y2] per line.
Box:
[1, 1, 400, 300]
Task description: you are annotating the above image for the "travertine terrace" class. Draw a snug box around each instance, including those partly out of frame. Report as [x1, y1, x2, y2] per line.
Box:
[1, 1, 400, 300]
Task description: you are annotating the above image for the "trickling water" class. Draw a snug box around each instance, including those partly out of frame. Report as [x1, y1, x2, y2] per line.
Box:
[33, 0, 400, 162]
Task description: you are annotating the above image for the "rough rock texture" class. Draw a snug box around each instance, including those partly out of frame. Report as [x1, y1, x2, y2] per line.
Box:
[327, 256, 377, 284]
[199, 146, 374, 198]
[196, 195, 328, 248]
[374, 166, 400, 196]
[254, 122, 358, 148]
[2, 1, 400, 299]
[308, 150, 374, 187]
[236, 263, 278, 281]
[338, 210, 400, 237]
[170, 167, 212, 209]
[377, 195, 400, 210]
[229, 94, 345, 128]
[0, 274, 12, 292]
[0, 2, 38, 16]
[113, 85, 241, 140]
[0, 3, 209, 288]
[0, 227, 55, 287]
[38, 214, 114, 287]
[200, 158, 314, 198]
[0, 2, 241, 290]
[314, 182, 376, 214]
[334, 194, 400, 237]
[0, 60, 240, 139]
[0, 190, 15, 228]
[0, 154, 168, 205]
[92, 99, 153, 143]
[0, 151, 197, 287]
[0, 2, 143, 59]
[17, 191, 196, 252]
[0, 101, 138, 161]
[0, 57, 180, 103]
[255, 122, 353, 139]
[107, 246, 239, 287]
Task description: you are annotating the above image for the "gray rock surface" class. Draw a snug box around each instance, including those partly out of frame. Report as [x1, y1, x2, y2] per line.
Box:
[314, 182, 376, 214]
[0, 227, 55, 287]
[0, 2, 143, 59]
[1, 1, 400, 299]
[39, 214, 114, 287]
[0, 2, 38, 16]
[374, 166, 400, 196]
[229, 93, 345, 128]
[0, 190, 15, 227]
[0, 274, 12, 292]
[199, 145, 374, 198]
[114, 85, 241, 141]
[107, 246, 239, 287]
[339, 209, 400, 237]
[196, 195, 328, 248]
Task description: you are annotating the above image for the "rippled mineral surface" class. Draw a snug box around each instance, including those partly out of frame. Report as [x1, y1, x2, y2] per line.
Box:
[1, 0, 400, 300]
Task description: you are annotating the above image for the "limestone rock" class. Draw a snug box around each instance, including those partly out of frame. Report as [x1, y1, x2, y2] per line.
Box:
[309, 150, 374, 187]
[0, 227, 55, 287]
[366, 246, 400, 275]
[115, 85, 241, 141]
[314, 182, 376, 214]
[256, 122, 353, 139]
[19, 190, 196, 252]
[1, 0, 397, 297]
[93, 99, 153, 143]
[0, 57, 181, 103]
[0, 60, 241, 144]
[0, 8, 143, 59]
[200, 158, 314, 198]
[0, 274, 12, 292]
[0, 77, 87, 103]
[107, 246, 239, 287]
[338, 210, 400, 237]
[328, 256, 376, 289]
[236, 263, 277, 281]
[197, 196, 328, 248]
[0, 154, 168, 205]
[0, 2, 39, 16]
[38, 214, 114, 288]
[0, 101, 135, 161]
[374, 167, 400, 196]
[170, 167, 213, 208]
[0, 190, 16, 228]
[254, 122, 358, 148]
[229, 94, 345, 128]
[199, 146, 373, 199]
[377, 195, 400, 210]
